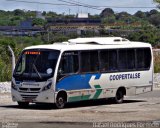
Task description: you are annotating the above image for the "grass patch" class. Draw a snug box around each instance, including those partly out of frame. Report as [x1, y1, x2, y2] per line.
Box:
[154, 50, 160, 73]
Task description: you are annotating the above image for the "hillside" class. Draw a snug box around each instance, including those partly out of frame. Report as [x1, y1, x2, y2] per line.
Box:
[0, 8, 160, 81]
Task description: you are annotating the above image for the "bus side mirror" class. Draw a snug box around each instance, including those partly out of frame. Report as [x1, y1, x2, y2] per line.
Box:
[8, 45, 15, 75]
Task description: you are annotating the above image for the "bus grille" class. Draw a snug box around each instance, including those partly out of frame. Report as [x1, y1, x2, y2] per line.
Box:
[18, 87, 41, 93]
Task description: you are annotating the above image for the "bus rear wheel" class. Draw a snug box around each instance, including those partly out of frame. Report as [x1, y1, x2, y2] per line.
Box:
[56, 95, 66, 109]
[17, 102, 29, 108]
[114, 90, 124, 104]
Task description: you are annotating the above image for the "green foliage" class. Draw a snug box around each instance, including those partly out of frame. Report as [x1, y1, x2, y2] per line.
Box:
[154, 0, 160, 3]
[100, 8, 114, 18]
[13, 9, 25, 16]
[0, 57, 12, 81]
[32, 18, 46, 26]
[148, 13, 160, 27]
[102, 15, 116, 24]
[0, 37, 16, 81]
[154, 53, 160, 73]
[0, 36, 44, 81]
[134, 11, 146, 19]
[50, 34, 69, 43]
[45, 11, 60, 18]
[128, 30, 159, 45]
[25, 11, 36, 18]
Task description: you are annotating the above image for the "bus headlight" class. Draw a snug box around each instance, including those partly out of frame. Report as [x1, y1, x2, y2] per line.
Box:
[42, 83, 52, 91]
[11, 82, 18, 90]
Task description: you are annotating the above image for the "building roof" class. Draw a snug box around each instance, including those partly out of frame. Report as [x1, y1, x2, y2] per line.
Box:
[0, 26, 43, 31]
[77, 13, 89, 18]
[47, 18, 101, 24]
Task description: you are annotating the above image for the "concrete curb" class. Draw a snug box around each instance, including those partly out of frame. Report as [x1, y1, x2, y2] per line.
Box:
[0, 82, 11, 93]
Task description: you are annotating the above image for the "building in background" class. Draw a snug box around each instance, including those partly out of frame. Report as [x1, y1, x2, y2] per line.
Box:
[77, 13, 89, 18]
[0, 19, 43, 36]
[45, 16, 101, 35]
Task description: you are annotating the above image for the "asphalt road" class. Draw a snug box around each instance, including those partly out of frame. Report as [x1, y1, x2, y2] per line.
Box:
[0, 89, 160, 128]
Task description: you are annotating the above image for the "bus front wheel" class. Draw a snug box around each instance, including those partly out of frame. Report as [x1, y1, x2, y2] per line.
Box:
[17, 102, 29, 108]
[55, 92, 67, 109]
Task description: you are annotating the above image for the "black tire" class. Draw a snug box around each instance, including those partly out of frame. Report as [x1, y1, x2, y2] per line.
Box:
[114, 90, 124, 104]
[55, 95, 66, 109]
[18, 102, 29, 108]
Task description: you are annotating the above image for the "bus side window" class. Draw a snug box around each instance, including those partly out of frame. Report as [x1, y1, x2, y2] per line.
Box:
[100, 50, 109, 72]
[100, 50, 117, 72]
[136, 48, 151, 70]
[127, 49, 136, 70]
[136, 49, 145, 69]
[118, 49, 136, 71]
[144, 48, 151, 69]
[58, 52, 79, 75]
[108, 50, 117, 71]
[118, 49, 127, 71]
[80, 51, 99, 73]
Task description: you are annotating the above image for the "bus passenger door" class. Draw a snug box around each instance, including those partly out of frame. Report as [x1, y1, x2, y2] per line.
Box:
[56, 51, 80, 91]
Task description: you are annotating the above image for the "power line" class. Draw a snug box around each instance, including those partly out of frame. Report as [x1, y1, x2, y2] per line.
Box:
[57, 0, 156, 9]
[95, 6, 156, 9]
[57, 0, 102, 10]
[6, 0, 102, 10]
[6, 0, 156, 10]
[69, 0, 156, 9]
[6, 0, 77, 6]
[63, 0, 101, 10]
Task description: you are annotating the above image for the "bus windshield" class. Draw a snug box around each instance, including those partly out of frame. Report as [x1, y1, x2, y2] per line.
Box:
[13, 49, 60, 81]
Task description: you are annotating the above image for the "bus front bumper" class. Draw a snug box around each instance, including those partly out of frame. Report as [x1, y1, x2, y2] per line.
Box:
[11, 88, 55, 103]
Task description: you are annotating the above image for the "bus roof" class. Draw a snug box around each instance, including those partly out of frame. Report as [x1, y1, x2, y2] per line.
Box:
[25, 37, 152, 51]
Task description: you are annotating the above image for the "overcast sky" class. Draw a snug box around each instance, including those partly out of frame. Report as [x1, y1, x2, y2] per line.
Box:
[1, 0, 158, 15]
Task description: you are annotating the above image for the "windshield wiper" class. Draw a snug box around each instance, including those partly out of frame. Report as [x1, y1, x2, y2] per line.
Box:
[30, 53, 41, 78]
[33, 64, 42, 79]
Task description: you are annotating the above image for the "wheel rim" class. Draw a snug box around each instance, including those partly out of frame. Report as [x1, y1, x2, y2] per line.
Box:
[56, 97, 65, 108]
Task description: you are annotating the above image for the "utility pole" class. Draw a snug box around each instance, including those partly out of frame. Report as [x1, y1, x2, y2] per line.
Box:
[69, 8, 71, 15]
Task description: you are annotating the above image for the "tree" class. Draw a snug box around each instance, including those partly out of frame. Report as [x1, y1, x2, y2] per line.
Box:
[25, 10, 36, 18]
[13, 9, 25, 16]
[148, 13, 160, 26]
[102, 15, 116, 24]
[149, 9, 159, 15]
[134, 11, 146, 19]
[32, 18, 46, 26]
[154, 0, 160, 3]
[42, 11, 46, 16]
[145, 9, 159, 17]
[153, 0, 160, 8]
[0, 37, 16, 81]
[46, 11, 59, 18]
[100, 8, 114, 18]
[116, 12, 131, 20]
[128, 30, 158, 45]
